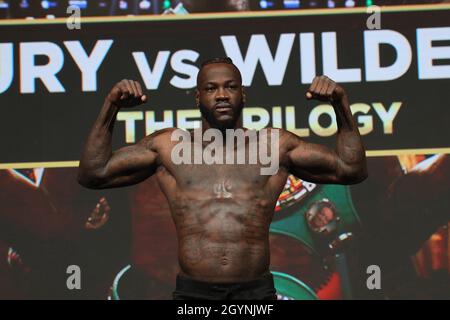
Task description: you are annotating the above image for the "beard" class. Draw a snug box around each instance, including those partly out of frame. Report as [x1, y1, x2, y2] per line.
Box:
[199, 101, 244, 131]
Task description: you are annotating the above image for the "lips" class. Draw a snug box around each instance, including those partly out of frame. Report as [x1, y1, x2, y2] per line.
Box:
[216, 103, 232, 109]
[215, 103, 232, 111]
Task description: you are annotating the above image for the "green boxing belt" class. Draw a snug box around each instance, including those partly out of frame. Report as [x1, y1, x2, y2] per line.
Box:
[270, 181, 362, 256]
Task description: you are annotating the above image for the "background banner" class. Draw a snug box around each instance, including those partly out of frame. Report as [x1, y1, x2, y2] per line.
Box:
[0, 7, 449, 164]
[0, 4, 449, 300]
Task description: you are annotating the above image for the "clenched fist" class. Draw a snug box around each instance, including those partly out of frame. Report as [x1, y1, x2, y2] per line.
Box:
[107, 79, 147, 108]
[306, 75, 345, 103]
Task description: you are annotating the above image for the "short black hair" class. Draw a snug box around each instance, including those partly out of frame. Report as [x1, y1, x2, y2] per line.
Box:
[201, 57, 234, 68]
[197, 57, 242, 85]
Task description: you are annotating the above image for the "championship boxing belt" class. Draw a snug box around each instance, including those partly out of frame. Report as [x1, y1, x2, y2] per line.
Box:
[269, 175, 362, 299]
[272, 271, 318, 300]
[270, 175, 362, 255]
[108, 264, 131, 300]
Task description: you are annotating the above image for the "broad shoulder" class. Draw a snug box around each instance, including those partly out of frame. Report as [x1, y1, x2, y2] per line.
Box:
[138, 128, 178, 151]
[264, 127, 303, 150]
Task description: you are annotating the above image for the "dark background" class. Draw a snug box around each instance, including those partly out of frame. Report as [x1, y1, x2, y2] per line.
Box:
[0, 9, 449, 163]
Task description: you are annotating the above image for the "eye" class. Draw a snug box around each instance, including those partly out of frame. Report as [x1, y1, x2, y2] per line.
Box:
[205, 86, 215, 92]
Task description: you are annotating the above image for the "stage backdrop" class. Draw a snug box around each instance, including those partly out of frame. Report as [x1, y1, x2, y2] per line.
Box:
[0, 5, 449, 300]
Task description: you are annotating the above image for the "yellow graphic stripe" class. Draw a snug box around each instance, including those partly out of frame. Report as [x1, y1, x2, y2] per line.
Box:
[366, 148, 450, 157]
[0, 161, 80, 169]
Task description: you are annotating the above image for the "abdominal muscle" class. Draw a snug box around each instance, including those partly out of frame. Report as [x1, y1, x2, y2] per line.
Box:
[172, 195, 272, 283]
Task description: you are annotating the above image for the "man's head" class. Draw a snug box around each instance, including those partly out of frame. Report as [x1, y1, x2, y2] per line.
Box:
[196, 57, 245, 130]
[312, 206, 335, 229]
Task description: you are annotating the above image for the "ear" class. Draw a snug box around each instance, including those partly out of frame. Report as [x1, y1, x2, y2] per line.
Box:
[241, 86, 246, 104]
[195, 89, 200, 107]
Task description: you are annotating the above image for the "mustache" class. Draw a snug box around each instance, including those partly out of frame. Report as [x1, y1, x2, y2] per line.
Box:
[215, 102, 232, 108]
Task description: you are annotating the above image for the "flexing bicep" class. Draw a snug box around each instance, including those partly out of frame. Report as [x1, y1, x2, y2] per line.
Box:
[281, 130, 350, 184]
[287, 139, 342, 184]
[103, 140, 158, 187]
[85, 136, 159, 189]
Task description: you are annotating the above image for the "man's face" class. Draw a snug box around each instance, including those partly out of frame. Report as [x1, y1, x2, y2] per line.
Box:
[312, 206, 335, 229]
[196, 63, 245, 130]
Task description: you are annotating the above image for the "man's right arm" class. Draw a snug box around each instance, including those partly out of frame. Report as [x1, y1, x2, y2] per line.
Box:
[77, 79, 158, 189]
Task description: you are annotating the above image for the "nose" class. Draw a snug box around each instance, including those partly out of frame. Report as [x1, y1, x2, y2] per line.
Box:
[216, 87, 229, 101]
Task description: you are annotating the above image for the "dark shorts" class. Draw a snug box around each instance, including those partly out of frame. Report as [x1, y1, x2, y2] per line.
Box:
[173, 273, 277, 300]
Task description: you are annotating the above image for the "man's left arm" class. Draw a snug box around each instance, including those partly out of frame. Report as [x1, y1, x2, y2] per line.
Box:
[283, 76, 368, 185]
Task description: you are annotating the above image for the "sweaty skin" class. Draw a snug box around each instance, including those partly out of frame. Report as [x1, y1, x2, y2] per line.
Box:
[78, 63, 367, 283]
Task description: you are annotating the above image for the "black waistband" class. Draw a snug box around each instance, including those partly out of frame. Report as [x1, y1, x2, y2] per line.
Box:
[176, 272, 274, 291]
